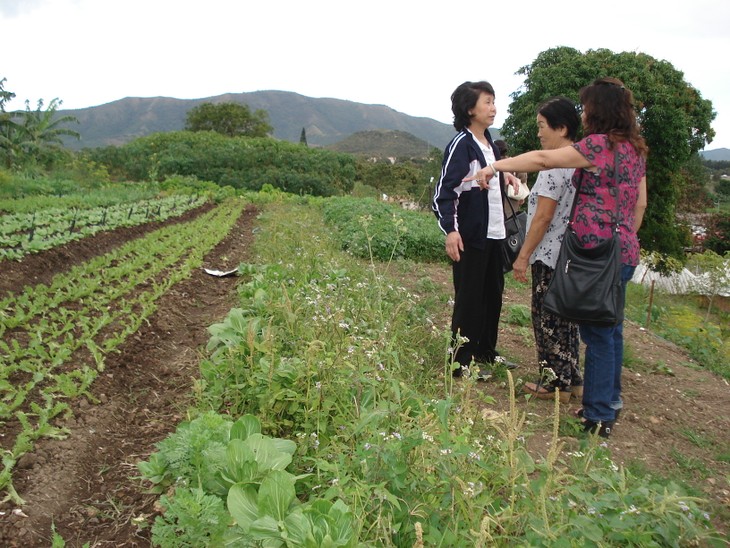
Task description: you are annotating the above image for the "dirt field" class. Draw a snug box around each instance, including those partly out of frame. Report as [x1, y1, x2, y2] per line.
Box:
[0, 204, 257, 546]
[0, 204, 727, 545]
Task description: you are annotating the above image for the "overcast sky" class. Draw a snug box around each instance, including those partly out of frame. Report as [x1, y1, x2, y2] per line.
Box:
[2, 0, 729, 150]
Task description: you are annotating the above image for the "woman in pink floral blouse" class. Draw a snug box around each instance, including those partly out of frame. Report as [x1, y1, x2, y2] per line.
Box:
[469, 78, 648, 438]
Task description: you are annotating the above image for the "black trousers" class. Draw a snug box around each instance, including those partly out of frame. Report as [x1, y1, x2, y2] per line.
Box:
[451, 239, 505, 366]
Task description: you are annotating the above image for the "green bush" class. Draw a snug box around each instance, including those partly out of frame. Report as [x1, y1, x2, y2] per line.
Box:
[321, 196, 445, 263]
[87, 131, 357, 197]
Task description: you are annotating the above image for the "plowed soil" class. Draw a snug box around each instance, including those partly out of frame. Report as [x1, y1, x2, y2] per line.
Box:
[0, 203, 258, 546]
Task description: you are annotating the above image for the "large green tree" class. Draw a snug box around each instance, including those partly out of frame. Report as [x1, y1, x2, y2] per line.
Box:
[500, 47, 716, 261]
[184, 102, 272, 138]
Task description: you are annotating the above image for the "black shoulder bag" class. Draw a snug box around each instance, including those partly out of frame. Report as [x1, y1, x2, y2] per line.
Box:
[542, 149, 624, 327]
[501, 193, 527, 273]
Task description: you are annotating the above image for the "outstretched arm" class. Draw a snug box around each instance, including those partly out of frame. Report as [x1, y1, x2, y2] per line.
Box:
[468, 146, 593, 189]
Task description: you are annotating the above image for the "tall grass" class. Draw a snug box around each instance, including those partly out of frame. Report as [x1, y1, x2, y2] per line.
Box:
[139, 197, 723, 546]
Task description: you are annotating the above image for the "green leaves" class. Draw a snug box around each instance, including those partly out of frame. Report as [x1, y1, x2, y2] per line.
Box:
[0, 193, 207, 261]
[321, 196, 444, 263]
[142, 411, 357, 546]
[228, 477, 357, 548]
[151, 487, 230, 547]
[257, 470, 297, 522]
[185, 102, 273, 138]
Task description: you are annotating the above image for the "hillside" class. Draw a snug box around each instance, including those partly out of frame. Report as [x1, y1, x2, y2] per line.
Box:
[700, 147, 730, 161]
[326, 128, 505, 160]
[60, 91, 458, 151]
[325, 129, 435, 159]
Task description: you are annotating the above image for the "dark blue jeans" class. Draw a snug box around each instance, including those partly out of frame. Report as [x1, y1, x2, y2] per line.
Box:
[579, 265, 636, 423]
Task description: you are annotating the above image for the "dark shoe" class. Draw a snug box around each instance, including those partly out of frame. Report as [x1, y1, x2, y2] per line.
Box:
[582, 419, 614, 438]
[474, 367, 492, 381]
[494, 356, 518, 370]
[577, 407, 622, 421]
[452, 365, 467, 378]
[524, 382, 571, 404]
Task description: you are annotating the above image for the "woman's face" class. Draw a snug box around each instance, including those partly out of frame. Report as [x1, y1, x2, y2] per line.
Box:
[469, 92, 497, 128]
[536, 113, 566, 150]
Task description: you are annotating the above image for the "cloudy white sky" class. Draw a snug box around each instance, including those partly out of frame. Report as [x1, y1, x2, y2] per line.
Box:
[2, 0, 729, 150]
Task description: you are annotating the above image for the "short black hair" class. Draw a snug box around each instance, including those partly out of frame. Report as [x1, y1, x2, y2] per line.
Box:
[537, 96, 580, 141]
[451, 81, 495, 131]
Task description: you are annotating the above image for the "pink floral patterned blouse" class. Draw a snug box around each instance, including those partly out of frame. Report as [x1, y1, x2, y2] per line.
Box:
[570, 134, 646, 266]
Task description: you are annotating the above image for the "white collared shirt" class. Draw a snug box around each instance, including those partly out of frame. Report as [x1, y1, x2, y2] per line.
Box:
[469, 131, 505, 239]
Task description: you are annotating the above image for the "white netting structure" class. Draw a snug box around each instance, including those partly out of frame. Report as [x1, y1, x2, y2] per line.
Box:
[632, 261, 730, 297]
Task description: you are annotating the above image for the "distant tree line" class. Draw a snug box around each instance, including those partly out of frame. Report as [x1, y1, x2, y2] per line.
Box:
[86, 131, 356, 196]
[701, 159, 730, 200]
[185, 102, 272, 138]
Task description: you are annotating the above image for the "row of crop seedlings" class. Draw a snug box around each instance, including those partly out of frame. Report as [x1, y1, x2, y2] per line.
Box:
[0, 194, 208, 261]
[0, 198, 247, 505]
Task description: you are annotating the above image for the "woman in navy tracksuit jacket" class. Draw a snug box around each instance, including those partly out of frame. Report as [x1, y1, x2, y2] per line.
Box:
[432, 81, 511, 377]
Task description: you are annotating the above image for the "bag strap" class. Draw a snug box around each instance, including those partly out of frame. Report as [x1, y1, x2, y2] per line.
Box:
[504, 190, 518, 219]
[502, 178, 524, 233]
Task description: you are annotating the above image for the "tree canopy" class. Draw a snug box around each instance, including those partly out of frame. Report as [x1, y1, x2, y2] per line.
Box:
[184, 102, 272, 138]
[500, 47, 716, 261]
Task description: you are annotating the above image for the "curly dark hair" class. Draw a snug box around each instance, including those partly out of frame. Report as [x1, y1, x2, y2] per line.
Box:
[579, 77, 648, 157]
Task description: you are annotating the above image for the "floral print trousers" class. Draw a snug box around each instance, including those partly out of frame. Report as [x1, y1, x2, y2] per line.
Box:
[531, 261, 582, 390]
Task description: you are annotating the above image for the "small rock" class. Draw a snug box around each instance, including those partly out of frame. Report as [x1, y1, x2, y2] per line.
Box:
[16, 453, 37, 470]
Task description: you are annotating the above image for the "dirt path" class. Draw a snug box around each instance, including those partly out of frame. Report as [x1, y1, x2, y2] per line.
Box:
[0, 204, 257, 546]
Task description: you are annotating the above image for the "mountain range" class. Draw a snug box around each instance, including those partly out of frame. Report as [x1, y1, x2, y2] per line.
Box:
[58, 90, 729, 161]
[59, 90, 458, 152]
[699, 148, 730, 161]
